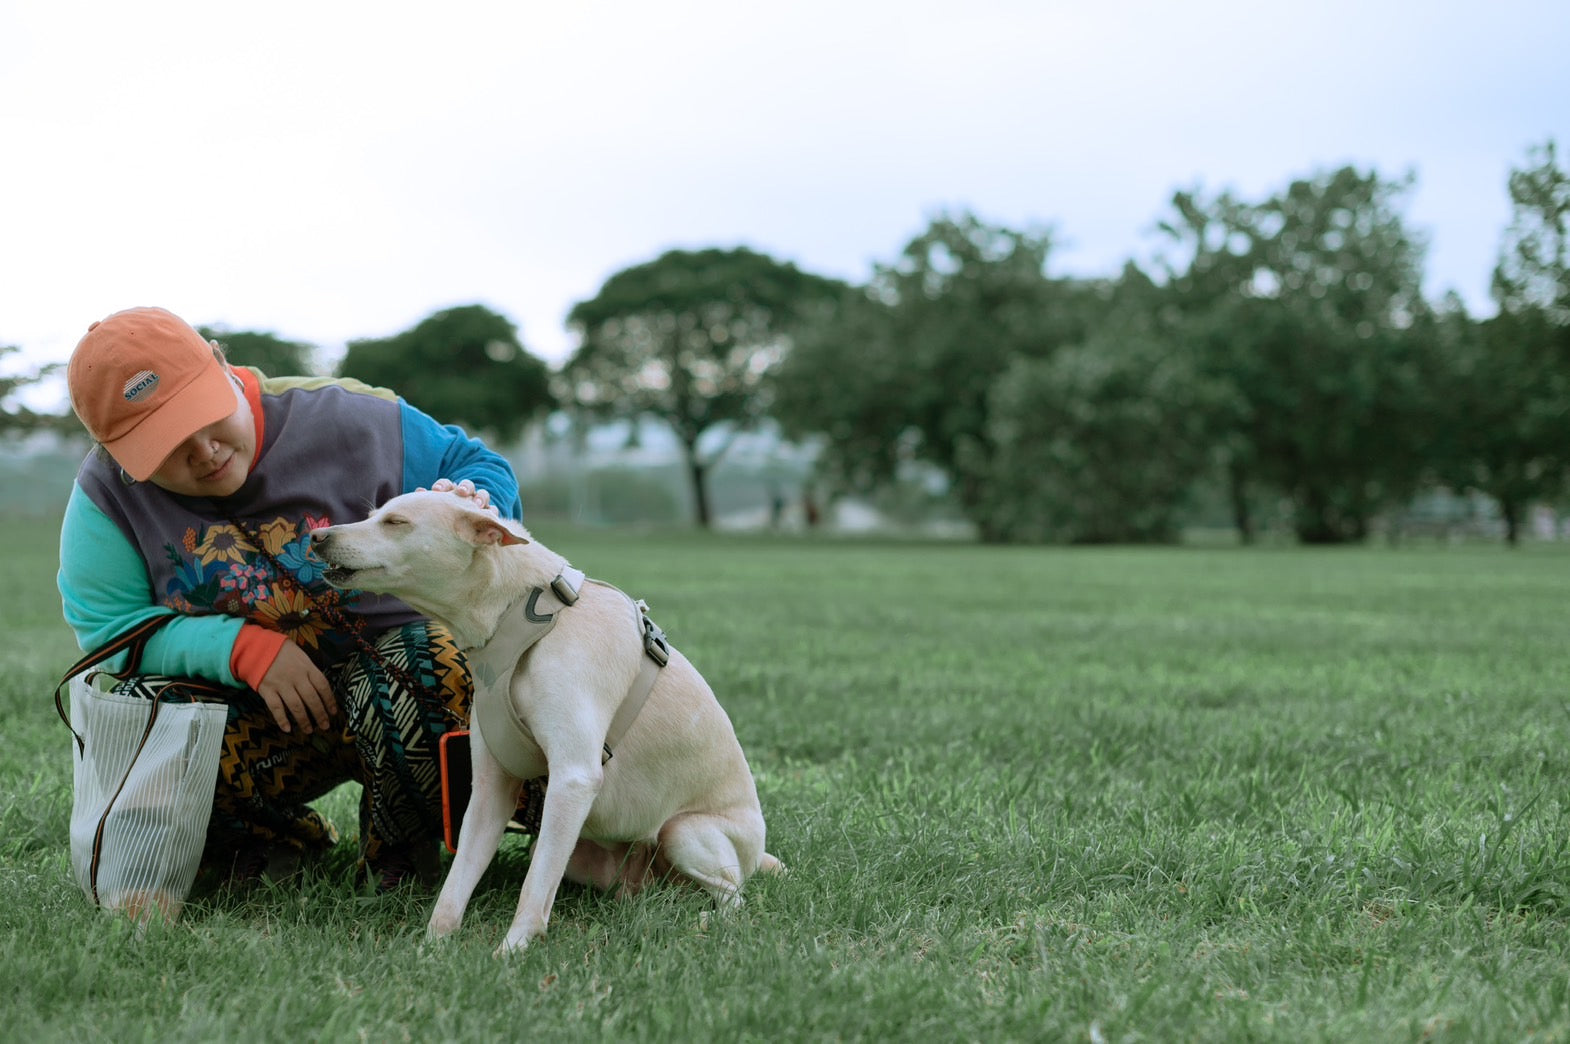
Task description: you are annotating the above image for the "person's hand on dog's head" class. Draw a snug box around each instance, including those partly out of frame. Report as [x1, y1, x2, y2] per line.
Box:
[423, 477, 498, 516]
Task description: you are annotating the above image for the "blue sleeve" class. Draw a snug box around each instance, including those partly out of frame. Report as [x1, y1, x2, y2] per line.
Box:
[58, 485, 247, 684]
[399, 400, 523, 519]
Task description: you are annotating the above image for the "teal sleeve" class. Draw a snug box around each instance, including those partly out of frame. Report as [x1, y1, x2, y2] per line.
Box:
[58, 485, 247, 685]
[398, 401, 523, 519]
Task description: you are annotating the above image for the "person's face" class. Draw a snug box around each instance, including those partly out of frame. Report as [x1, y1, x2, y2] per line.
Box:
[145, 372, 256, 498]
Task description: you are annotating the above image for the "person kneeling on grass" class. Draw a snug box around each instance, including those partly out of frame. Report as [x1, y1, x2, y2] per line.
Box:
[58, 305, 525, 893]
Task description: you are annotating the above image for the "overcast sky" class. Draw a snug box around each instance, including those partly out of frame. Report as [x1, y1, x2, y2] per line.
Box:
[3, 1, 1566, 408]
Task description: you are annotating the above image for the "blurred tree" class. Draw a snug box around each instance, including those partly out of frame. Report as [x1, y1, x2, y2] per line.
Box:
[772, 288, 907, 492]
[1440, 142, 1570, 544]
[1155, 187, 1258, 310]
[564, 247, 844, 528]
[1157, 167, 1433, 543]
[0, 345, 64, 435]
[773, 213, 1097, 540]
[972, 307, 1219, 543]
[1154, 188, 1264, 540]
[1492, 140, 1570, 322]
[199, 327, 317, 376]
[340, 304, 553, 445]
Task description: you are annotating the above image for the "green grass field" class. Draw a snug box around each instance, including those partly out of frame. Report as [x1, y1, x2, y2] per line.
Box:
[4, 515, 1568, 1042]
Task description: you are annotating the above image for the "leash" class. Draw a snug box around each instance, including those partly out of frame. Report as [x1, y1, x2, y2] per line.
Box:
[223, 512, 458, 726]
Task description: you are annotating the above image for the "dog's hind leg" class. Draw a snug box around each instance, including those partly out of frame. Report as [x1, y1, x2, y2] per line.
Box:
[564, 839, 660, 897]
[428, 742, 521, 941]
[656, 811, 763, 910]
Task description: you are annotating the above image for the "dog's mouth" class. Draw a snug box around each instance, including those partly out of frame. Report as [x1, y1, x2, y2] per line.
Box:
[320, 564, 360, 588]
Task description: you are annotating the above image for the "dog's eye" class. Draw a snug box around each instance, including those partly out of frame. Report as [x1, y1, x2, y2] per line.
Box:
[382, 516, 409, 527]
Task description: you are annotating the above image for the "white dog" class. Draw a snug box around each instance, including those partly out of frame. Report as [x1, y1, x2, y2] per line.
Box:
[311, 490, 780, 953]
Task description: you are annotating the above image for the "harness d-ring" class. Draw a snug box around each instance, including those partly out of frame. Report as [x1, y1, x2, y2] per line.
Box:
[524, 588, 554, 624]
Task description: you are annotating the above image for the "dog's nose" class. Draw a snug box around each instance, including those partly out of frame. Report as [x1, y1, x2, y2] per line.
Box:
[309, 528, 331, 546]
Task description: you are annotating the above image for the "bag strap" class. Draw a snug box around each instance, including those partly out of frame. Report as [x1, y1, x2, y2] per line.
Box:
[54, 614, 177, 755]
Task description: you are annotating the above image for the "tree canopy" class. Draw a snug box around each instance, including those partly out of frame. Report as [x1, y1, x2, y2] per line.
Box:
[1152, 166, 1433, 542]
[773, 213, 1102, 540]
[1493, 140, 1570, 323]
[200, 327, 317, 377]
[9, 144, 1570, 545]
[975, 318, 1219, 543]
[564, 247, 845, 527]
[1437, 140, 1570, 543]
[0, 345, 60, 436]
[339, 304, 553, 444]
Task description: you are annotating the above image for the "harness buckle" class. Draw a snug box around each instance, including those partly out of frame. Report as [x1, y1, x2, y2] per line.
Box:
[641, 613, 670, 667]
[551, 570, 582, 606]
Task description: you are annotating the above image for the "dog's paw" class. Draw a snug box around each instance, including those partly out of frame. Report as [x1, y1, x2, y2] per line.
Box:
[494, 921, 545, 956]
[492, 938, 532, 958]
[427, 912, 462, 940]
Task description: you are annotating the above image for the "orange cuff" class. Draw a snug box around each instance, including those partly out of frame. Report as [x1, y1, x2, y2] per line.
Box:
[231, 623, 289, 691]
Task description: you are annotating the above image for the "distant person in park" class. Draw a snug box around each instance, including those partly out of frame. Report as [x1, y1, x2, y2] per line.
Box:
[769, 483, 786, 530]
[58, 306, 522, 892]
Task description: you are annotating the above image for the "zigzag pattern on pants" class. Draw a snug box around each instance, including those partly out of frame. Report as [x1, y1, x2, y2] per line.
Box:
[343, 621, 473, 869]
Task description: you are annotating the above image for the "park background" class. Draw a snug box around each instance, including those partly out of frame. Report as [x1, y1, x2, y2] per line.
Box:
[3, 0, 1569, 545]
[5, 145, 1569, 549]
[3, 4, 1570, 1040]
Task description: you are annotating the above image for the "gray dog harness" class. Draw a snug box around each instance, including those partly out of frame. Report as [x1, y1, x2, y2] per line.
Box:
[464, 566, 670, 779]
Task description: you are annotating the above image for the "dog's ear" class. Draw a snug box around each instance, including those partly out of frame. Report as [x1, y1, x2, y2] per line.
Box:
[465, 514, 530, 547]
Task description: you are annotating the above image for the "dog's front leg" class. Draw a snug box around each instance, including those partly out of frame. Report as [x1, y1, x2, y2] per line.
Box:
[428, 734, 520, 941]
[497, 757, 603, 955]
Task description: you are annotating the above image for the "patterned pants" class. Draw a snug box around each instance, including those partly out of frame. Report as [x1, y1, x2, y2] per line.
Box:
[197, 620, 470, 874]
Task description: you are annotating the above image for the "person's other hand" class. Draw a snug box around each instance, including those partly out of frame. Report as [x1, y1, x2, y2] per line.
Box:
[257, 640, 337, 734]
[427, 477, 497, 515]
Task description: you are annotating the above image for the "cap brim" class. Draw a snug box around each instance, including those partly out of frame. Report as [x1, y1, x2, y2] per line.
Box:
[103, 365, 241, 482]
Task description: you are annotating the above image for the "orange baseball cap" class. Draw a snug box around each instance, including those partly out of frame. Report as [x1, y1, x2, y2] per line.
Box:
[68, 307, 240, 482]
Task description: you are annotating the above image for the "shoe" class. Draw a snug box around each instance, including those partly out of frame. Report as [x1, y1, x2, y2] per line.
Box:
[373, 841, 439, 894]
[228, 843, 270, 887]
[227, 843, 303, 888]
[265, 847, 302, 880]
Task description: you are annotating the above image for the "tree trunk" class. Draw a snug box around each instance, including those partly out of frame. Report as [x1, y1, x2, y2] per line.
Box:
[1501, 498, 1521, 547]
[1227, 460, 1254, 546]
[1294, 487, 1365, 544]
[683, 443, 712, 529]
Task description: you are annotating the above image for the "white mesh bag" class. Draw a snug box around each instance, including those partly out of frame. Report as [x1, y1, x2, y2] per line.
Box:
[55, 617, 227, 922]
